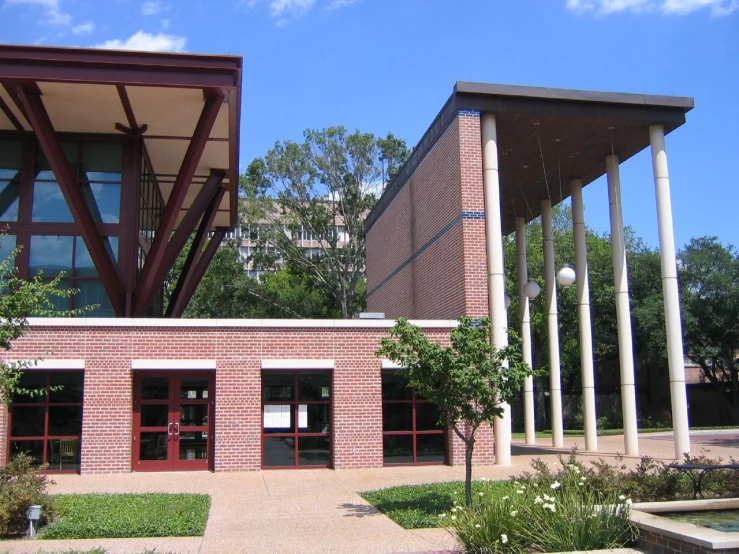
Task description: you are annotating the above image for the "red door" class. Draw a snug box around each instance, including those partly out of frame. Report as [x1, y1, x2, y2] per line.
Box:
[132, 372, 214, 471]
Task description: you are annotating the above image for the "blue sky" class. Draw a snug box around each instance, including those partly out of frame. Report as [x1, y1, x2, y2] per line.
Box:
[1, 0, 737, 249]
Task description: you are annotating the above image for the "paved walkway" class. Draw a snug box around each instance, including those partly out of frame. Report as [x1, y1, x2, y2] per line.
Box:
[1, 431, 737, 554]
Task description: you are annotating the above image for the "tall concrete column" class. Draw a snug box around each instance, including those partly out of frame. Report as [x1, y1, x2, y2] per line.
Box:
[649, 125, 691, 458]
[571, 180, 597, 452]
[541, 200, 564, 448]
[481, 113, 511, 465]
[516, 216, 536, 445]
[606, 155, 639, 456]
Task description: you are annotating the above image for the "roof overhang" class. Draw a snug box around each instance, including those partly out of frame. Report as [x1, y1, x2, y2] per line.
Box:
[0, 44, 242, 231]
[367, 81, 694, 235]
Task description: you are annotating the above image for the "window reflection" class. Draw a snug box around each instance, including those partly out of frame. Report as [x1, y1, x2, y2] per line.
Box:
[29, 235, 73, 277]
[0, 140, 22, 222]
[32, 182, 74, 223]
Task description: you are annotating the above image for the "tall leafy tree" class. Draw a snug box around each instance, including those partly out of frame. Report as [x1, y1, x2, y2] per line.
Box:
[679, 237, 739, 424]
[242, 127, 408, 318]
[377, 317, 533, 506]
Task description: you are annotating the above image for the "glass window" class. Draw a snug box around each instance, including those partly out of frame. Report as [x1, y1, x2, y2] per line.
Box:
[0, 139, 22, 222]
[382, 371, 446, 465]
[262, 371, 331, 468]
[8, 371, 84, 472]
[81, 143, 122, 182]
[32, 182, 74, 223]
[0, 234, 17, 266]
[80, 182, 120, 223]
[76, 281, 114, 317]
[35, 142, 79, 180]
[29, 235, 73, 277]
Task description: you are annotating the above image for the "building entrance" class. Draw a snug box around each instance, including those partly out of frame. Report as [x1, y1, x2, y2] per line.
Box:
[132, 371, 214, 471]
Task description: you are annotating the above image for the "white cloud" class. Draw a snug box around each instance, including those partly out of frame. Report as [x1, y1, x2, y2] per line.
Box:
[94, 31, 186, 52]
[269, 0, 315, 17]
[4, 0, 72, 25]
[327, 0, 357, 9]
[566, 0, 739, 15]
[141, 0, 168, 16]
[72, 20, 94, 34]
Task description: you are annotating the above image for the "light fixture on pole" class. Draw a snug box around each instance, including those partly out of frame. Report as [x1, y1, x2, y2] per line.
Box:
[557, 266, 576, 288]
[523, 279, 541, 300]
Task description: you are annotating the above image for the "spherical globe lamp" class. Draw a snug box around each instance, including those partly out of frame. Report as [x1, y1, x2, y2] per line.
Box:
[557, 266, 576, 288]
[523, 279, 541, 300]
[504, 294, 512, 310]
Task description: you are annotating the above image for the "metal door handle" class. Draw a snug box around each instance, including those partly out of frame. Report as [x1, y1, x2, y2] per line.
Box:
[173, 422, 180, 437]
[167, 423, 174, 437]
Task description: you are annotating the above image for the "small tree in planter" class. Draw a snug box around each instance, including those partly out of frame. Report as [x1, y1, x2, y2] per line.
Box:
[377, 316, 533, 506]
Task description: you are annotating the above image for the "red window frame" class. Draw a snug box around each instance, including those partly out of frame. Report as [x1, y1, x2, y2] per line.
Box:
[261, 371, 332, 469]
[382, 370, 447, 466]
[7, 371, 84, 474]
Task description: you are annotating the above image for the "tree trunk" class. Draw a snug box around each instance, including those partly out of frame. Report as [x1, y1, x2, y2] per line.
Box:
[464, 434, 476, 507]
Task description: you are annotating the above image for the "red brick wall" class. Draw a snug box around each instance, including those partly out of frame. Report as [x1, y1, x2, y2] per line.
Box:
[638, 528, 739, 554]
[1, 321, 498, 473]
[366, 110, 492, 321]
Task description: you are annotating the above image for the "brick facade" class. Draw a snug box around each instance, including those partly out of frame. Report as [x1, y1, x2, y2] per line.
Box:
[366, 110, 490, 320]
[639, 528, 739, 554]
[2, 319, 500, 473]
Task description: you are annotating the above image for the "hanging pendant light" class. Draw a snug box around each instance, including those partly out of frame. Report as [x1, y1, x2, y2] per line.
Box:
[557, 266, 576, 288]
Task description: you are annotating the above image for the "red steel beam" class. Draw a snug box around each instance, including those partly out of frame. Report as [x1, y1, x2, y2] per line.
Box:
[167, 218, 226, 318]
[17, 84, 125, 316]
[159, 169, 225, 284]
[134, 91, 224, 315]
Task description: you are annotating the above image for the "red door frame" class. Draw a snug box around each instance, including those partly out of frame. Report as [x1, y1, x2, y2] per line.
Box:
[132, 371, 214, 471]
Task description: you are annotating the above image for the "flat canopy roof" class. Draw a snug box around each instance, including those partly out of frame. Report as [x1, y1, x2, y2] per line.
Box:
[366, 81, 693, 235]
[0, 44, 242, 231]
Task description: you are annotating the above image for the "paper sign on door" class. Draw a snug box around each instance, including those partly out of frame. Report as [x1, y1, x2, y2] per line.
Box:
[298, 405, 308, 428]
[263, 405, 291, 428]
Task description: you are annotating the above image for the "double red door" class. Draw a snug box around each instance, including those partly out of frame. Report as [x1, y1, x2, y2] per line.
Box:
[132, 372, 214, 471]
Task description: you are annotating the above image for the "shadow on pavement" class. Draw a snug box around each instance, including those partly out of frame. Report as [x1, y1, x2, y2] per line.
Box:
[338, 502, 381, 517]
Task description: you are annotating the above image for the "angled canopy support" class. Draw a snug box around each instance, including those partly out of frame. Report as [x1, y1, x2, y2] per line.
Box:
[16, 83, 125, 316]
[159, 169, 226, 285]
[134, 91, 224, 316]
[167, 220, 227, 319]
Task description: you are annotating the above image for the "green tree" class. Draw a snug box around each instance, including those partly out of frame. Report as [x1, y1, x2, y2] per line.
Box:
[0, 239, 81, 404]
[376, 317, 533, 506]
[242, 127, 409, 318]
[679, 236, 739, 424]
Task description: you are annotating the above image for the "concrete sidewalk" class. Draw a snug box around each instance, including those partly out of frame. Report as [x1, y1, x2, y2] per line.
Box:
[1, 431, 736, 554]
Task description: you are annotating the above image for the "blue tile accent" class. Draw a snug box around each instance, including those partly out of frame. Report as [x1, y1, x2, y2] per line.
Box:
[367, 210, 486, 298]
[458, 109, 481, 117]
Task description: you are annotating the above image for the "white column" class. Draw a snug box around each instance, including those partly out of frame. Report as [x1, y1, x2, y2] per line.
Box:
[481, 113, 511, 466]
[649, 125, 691, 458]
[606, 155, 639, 456]
[541, 200, 564, 448]
[571, 180, 597, 452]
[516, 216, 536, 445]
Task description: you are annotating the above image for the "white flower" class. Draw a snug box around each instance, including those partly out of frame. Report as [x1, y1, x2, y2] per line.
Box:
[543, 494, 553, 501]
[516, 489, 525, 494]
[451, 515, 457, 520]
[619, 495, 626, 500]
[475, 524, 481, 528]
[438, 513, 447, 518]
[543, 503, 556, 512]
[550, 481, 561, 490]
[510, 510, 518, 516]
[520, 485, 526, 490]
[626, 499, 633, 506]
[533, 483, 539, 488]
[578, 482, 584, 487]
[534, 496, 543, 504]
[502, 496, 509, 501]
[580, 476, 586, 482]
[501, 534, 508, 544]
[479, 492, 484, 497]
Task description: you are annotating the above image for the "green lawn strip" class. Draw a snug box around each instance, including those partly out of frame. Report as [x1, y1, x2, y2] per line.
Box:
[359, 480, 512, 529]
[40, 493, 211, 540]
[511, 426, 738, 440]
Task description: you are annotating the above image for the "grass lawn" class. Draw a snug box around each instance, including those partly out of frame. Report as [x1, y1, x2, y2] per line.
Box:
[40, 493, 211, 540]
[511, 426, 739, 439]
[359, 480, 512, 529]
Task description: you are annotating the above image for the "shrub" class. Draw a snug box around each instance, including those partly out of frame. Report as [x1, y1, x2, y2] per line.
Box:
[449, 468, 637, 553]
[0, 453, 55, 536]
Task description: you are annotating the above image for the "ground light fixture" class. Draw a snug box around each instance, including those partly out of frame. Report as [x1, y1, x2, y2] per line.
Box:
[523, 279, 541, 300]
[504, 294, 512, 309]
[27, 505, 41, 538]
[557, 266, 576, 288]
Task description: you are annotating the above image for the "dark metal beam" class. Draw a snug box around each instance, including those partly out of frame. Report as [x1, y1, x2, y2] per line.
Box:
[166, 208, 226, 319]
[0, 93, 23, 131]
[17, 84, 125, 316]
[133, 91, 224, 315]
[159, 169, 225, 284]
[116, 85, 138, 131]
